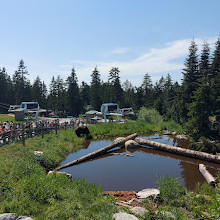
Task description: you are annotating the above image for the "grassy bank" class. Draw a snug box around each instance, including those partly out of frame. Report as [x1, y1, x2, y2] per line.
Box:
[1, 121, 219, 219]
[89, 120, 184, 138]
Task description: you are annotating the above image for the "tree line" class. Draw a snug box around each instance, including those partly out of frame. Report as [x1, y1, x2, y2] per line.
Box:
[0, 38, 220, 140]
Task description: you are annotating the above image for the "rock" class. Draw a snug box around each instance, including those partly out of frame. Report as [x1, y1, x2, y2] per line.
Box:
[160, 211, 175, 219]
[34, 151, 43, 155]
[113, 212, 139, 220]
[0, 213, 18, 220]
[136, 188, 160, 199]
[130, 206, 148, 216]
[17, 217, 33, 220]
[162, 130, 172, 135]
[125, 140, 140, 149]
[48, 170, 72, 179]
[176, 134, 188, 140]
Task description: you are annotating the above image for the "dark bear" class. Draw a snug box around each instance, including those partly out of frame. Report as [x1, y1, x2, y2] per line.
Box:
[75, 126, 90, 137]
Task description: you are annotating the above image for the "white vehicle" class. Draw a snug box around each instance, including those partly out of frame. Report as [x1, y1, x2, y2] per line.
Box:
[20, 102, 40, 112]
[120, 107, 135, 116]
[100, 103, 122, 122]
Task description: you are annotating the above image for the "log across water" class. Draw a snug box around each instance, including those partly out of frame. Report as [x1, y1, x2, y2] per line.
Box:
[56, 133, 138, 170]
[135, 137, 220, 164]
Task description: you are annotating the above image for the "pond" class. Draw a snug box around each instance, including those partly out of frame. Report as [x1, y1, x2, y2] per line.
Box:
[60, 133, 220, 191]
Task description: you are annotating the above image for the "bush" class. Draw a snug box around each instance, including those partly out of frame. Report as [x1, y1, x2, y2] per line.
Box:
[158, 176, 187, 205]
[137, 107, 163, 124]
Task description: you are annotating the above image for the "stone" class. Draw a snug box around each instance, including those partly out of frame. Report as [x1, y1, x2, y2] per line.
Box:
[48, 170, 72, 179]
[125, 140, 140, 149]
[113, 212, 139, 220]
[136, 188, 160, 199]
[34, 151, 43, 155]
[130, 206, 148, 216]
[176, 134, 188, 140]
[0, 213, 18, 220]
[17, 217, 33, 220]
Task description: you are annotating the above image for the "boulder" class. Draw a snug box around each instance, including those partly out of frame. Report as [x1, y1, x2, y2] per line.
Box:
[136, 188, 160, 199]
[113, 212, 139, 220]
[176, 134, 188, 140]
[125, 140, 140, 149]
[130, 206, 148, 216]
[0, 213, 18, 220]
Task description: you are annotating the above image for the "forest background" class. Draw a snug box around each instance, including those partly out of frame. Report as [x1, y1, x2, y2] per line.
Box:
[0, 39, 220, 143]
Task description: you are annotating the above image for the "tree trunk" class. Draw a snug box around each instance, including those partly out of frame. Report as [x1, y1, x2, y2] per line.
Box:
[135, 138, 220, 164]
[56, 133, 138, 170]
[199, 164, 218, 187]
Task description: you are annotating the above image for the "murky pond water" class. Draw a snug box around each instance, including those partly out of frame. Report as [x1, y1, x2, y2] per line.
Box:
[61, 133, 220, 191]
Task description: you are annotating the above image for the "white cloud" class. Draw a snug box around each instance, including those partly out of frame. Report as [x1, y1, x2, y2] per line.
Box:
[64, 37, 217, 85]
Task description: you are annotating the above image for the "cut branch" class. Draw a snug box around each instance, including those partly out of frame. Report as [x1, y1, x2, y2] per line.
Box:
[56, 133, 138, 170]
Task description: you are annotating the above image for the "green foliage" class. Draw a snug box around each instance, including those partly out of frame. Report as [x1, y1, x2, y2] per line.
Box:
[189, 139, 220, 154]
[138, 107, 163, 124]
[158, 176, 187, 205]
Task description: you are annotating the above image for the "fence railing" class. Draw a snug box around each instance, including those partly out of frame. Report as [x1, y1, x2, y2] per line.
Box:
[0, 119, 81, 146]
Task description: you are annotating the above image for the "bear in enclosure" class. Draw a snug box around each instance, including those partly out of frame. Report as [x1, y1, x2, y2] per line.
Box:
[75, 126, 90, 137]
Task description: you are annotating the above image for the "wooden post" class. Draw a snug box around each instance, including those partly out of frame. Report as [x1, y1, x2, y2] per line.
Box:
[199, 164, 218, 187]
[56, 133, 138, 170]
[135, 138, 220, 164]
[55, 122, 58, 135]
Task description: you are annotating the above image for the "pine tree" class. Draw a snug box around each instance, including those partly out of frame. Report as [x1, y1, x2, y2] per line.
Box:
[13, 60, 31, 104]
[141, 73, 153, 107]
[66, 67, 82, 116]
[122, 80, 135, 108]
[108, 67, 123, 104]
[181, 39, 199, 122]
[187, 42, 212, 139]
[80, 81, 90, 111]
[32, 76, 47, 108]
[211, 38, 220, 120]
[90, 67, 102, 110]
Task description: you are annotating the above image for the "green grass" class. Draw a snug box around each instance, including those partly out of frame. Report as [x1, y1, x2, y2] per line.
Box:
[0, 114, 17, 124]
[1, 121, 219, 220]
[89, 120, 184, 138]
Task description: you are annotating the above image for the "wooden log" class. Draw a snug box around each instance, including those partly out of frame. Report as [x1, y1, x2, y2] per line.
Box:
[199, 164, 218, 187]
[56, 133, 138, 170]
[135, 137, 220, 164]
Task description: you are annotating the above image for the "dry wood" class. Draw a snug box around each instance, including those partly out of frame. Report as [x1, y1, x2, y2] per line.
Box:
[199, 164, 218, 186]
[56, 133, 138, 170]
[135, 137, 220, 164]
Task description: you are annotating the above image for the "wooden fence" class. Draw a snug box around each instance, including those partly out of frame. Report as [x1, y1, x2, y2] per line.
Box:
[0, 120, 77, 146]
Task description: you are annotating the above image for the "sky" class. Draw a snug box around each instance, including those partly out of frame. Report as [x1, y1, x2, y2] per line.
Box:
[0, 0, 219, 87]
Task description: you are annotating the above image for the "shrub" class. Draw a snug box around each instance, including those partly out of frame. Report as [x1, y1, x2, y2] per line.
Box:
[137, 107, 163, 124]
[158, 176, 187, 205]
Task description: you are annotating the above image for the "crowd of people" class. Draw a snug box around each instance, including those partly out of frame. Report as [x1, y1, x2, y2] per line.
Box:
[0, 117, 86, 145]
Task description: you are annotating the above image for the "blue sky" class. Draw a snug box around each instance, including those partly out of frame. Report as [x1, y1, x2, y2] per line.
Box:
[0, 0, 219, 87]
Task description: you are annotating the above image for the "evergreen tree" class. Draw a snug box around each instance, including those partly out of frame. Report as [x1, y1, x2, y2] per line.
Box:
[32, 76, 47, 108]
[211, 38, 220, 119]
[66, 67, 81, 116]
[181, 39, 199, 122]
[90, 67, 102, 110]
[80, 81, 90, 111]
[48, 76, 57, 112]
[187, 42, 212, 139]
[122, 80, 135, 108]
[13, 59, 31, 104]
[141, 73, 153, 107]
[108, 67, 123, 104]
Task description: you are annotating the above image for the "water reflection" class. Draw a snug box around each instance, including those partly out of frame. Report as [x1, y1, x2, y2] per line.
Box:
[61, 133, 220, 191]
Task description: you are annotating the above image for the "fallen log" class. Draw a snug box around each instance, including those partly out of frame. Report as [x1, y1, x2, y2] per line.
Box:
[56, 133, 138, 170]
[199, 164, 218, 187]
[135, 138, 220, 164]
